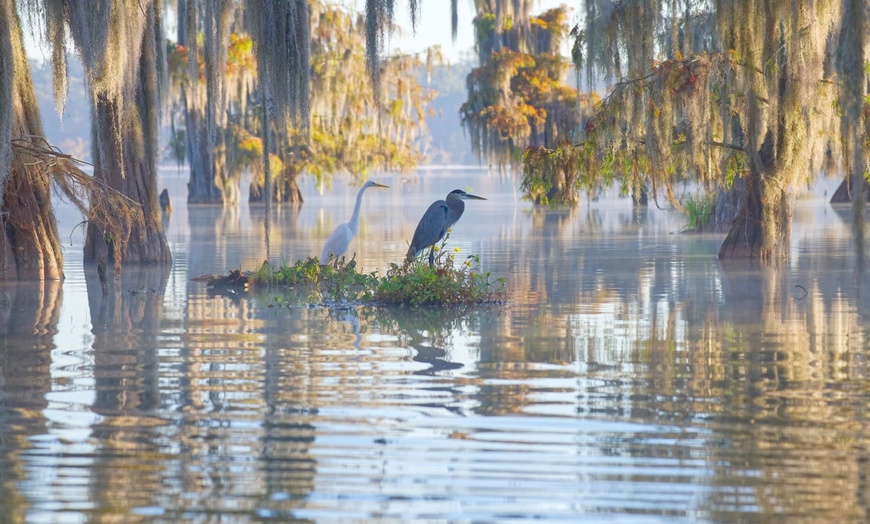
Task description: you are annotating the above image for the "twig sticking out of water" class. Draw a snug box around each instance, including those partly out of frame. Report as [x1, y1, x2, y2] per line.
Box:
[794, 285, 808, 301]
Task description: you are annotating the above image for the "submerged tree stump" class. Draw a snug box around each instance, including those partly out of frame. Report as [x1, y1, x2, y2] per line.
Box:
[198, 269, 252, 289]
[830, 175, 870, 203]
[159, 189, 172, 216]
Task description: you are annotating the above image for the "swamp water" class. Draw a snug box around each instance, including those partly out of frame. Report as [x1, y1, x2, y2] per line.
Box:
[1, 167, 869, 523]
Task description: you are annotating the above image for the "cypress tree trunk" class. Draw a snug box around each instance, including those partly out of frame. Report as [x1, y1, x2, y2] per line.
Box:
[182, 87, 224, 203]
[83, 3, 170, 267]
[177, 0, 221, 203]
[249, 164, 304, 203]
[830, 174, 870, 203]
[718, 170, 791, 261]
[248, 112, 304, 204]
[718, 131, 791, 261]
[179, 0, 236, 205]
[0, 0, 63, 280]
[708, 184, 741, 231]
[1, 153, 64, 279]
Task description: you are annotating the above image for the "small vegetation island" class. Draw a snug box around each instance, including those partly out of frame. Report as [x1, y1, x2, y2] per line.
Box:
[205, 244, 509, 309]
[206, 180, 506, 307]
[1, 1, 868, 284]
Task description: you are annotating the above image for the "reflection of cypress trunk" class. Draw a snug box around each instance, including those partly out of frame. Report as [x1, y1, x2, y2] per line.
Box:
[0, 281, 60, 522]
[86, 266, 167, 414]
[83, 10, 170, 267]
[0, 1, 63, 280]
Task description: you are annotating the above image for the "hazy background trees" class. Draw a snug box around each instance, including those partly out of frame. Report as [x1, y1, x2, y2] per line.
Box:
[3, 0, 869, 280]
[523, 0, 868, 261]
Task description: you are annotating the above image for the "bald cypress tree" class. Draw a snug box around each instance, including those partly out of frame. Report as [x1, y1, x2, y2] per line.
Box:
[246, 0, 310, 205]
[174, 0, 242, 205]
[0, 0, 63, 280]
[65, 0, 171, 266]
[835, 0, 868, 268]
[463, 4, 583, 177]
[546, 0, 844, 261]
[2, 0, 158, 279]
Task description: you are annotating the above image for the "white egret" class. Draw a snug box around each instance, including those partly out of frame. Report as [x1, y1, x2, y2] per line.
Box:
[319, 180, 389, 264]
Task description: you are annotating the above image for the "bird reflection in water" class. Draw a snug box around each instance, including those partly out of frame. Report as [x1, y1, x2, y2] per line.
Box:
[327, 306, 362, 350]
[410, 343, 463, 376]
[358, 306, 468, 376]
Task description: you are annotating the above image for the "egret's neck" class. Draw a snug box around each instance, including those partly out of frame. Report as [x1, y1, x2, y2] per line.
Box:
[349, 185, 368, 235]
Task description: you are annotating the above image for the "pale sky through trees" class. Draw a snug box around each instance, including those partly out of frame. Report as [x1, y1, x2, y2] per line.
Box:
[386, 0, 572, 63]
[22, 1, 572, 63]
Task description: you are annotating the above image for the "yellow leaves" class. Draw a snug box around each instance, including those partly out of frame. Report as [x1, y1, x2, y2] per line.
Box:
[269, 154, 284, 175]
[727, 48, 743, 66]
[463, 39, 579, 163]
[238, 136, 263, 156]
[389, 99, 404, 118]
[226, 34, 255, 74]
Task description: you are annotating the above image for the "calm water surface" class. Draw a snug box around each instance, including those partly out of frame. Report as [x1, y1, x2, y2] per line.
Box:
[2, 168, 869, 523]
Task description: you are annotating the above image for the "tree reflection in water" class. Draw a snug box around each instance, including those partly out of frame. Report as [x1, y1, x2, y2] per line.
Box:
[0, 281, 60, 524]
[84, 265, 169, 518]
[1, 179, 869, 521]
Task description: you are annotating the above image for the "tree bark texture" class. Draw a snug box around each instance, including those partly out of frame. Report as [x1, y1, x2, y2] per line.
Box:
[0, 0, 63, 280]
[248, 165, 304, 203]
[83, 6, 170, 267]
[718, 172, 791, 261]
[183, 87, 226, 204]
[709, 185, 740, 231]
[84, 96, 171, 266]
[718, 132, 791, 261]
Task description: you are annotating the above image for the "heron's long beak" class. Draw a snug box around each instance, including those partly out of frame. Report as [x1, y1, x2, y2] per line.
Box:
[372, 182, 390, 188]
[463, 193, 486, 200]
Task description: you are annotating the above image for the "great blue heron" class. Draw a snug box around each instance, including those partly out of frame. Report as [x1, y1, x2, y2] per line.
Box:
[405, 189, 486, 266]
[319, 180, 389, 264]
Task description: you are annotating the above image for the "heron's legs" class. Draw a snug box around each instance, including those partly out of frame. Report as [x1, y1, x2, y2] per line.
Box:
[428, 247, 435, 267]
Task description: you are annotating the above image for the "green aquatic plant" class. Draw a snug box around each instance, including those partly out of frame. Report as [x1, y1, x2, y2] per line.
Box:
[253, 255, 378, 303]
[683, 194, 714, 232]
[377, 250, 508, 307]
[246, 241, 508, 307]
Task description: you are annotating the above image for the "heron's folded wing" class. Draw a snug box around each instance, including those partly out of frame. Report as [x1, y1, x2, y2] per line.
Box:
[408, 201, 449, 256]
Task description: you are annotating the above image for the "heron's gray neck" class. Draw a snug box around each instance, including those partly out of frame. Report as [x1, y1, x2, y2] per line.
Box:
[446, 194, 465, 226]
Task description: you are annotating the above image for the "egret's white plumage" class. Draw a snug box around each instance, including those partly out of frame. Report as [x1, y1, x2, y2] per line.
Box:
[319, 180, 389, 264]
